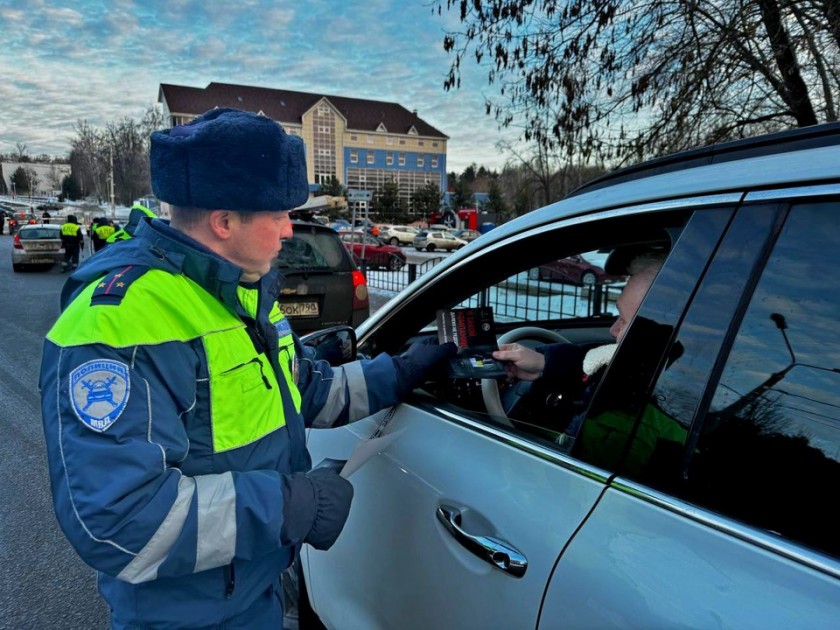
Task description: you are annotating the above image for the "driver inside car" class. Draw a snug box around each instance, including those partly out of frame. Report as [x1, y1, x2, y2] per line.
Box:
[492, 252, 687, 473]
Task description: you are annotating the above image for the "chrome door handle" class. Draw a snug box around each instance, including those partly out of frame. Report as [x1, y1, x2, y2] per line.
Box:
[436, 505, 527, 578]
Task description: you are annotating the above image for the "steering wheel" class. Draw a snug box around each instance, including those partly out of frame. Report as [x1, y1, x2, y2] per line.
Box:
[482, 326, 570, 424]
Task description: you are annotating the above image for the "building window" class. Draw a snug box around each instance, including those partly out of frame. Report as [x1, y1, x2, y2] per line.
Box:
[386, 136, 394, 145]
[386, 153, 394, 166]
[417, 155, 425, 167]
[367, 135, 375, 144]
[399, 154, 406, 166]
[350, 134, 358, 141]
[319, 149, 332, 156]
[399, 139, 406, 145]
[432, 142, 439, 147]
[418, 140, 425, 146]
[350, 151, 358, 164]
[367, 153, 375, 165]
[431, 157, 439, 168]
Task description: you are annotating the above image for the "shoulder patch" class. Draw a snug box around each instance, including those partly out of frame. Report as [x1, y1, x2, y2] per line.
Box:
[70, 359, 130, 432]
[90, 265, 149, 306]
[274, 317, 292, 338]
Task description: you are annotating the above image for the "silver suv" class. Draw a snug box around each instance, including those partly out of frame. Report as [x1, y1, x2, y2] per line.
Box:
[302, 122, 840, 628]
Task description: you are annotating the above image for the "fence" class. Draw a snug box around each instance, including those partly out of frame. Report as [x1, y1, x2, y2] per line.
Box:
[359, 256, 622, 321]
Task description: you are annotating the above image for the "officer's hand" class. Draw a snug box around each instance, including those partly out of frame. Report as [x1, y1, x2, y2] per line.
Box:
[280, 468, 354, 550]
[393, 341, 458, 397]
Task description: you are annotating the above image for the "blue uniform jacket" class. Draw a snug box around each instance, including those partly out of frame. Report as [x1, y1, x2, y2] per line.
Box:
[40, 218, 401, 628]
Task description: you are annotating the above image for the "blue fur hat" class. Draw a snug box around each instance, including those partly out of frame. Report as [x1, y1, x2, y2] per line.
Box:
[150, 108, 309, 211]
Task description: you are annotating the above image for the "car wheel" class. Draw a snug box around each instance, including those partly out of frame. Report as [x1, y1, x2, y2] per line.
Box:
[12, 263, 23, 272]
[528, 268, 540, 281]
[388, 255, 405, 271]
[426, 244, 436, 252]
[581, 271, 597, 286]
[389, 237, 399, 246]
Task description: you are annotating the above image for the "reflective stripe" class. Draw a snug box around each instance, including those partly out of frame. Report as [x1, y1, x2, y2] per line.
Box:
[343, 362, 370, 421]
[311, 370, 347, 428]
[195, 473, 237, 572]
[117, 475, 195, 584]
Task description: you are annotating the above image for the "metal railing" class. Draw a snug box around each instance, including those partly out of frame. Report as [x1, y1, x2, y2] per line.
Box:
[360, 255, 622, 321]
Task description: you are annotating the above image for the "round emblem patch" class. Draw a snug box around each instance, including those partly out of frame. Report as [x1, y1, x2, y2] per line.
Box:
[69, 359, 131, 433]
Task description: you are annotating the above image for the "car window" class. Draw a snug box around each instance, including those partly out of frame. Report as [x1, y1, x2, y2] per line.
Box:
[274, 229, 345, 270]
[19, 228, 60, 239]
[362, 208, 711, 454]
[688, 202, 840, 558]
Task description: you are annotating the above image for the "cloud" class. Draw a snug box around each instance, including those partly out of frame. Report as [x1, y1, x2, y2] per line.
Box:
[0, 0, 526, 172]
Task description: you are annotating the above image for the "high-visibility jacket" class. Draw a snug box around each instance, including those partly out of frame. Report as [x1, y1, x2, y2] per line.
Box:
[41, 218, 402, 627]
[94, 223, 115, 241]
[60, 222, 83, 248]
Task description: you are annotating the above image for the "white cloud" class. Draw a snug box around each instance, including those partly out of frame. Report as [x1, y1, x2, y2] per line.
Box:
[1, 0, 528, 172]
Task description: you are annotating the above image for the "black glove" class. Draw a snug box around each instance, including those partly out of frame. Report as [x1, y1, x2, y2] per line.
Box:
[393, 341, 458, 398]
[280, 468, 354, 550]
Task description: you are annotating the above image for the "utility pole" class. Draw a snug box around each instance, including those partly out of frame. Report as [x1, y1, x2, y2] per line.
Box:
[109, 147, 116, 219]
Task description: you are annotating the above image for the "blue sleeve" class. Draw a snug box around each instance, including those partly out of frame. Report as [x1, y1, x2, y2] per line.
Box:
[295, 341, 399, 428]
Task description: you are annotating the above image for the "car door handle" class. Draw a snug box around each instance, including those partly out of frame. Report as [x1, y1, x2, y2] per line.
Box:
[436, 505, 527, 578]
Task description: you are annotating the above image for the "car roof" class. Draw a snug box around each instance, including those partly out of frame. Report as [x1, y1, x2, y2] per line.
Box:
[473, 123, 840, 253]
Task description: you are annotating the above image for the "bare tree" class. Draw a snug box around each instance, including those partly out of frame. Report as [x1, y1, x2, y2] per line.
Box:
[14, 142, 30, 163]
[434, 0, 840, 164]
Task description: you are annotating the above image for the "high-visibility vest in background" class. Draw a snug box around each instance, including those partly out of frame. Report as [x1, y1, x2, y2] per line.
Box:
[107, 205, 157, 243]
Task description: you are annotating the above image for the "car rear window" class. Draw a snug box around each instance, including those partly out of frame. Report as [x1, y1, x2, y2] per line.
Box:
[19, 228, 60, 239]
[274, 229, 351, 272]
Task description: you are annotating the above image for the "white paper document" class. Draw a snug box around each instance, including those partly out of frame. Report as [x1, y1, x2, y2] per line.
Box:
[338, 428, 406, 478]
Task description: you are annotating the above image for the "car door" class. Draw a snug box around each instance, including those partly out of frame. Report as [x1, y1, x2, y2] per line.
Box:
[540, 195, 840, 626]
[303, 203, 735, 629]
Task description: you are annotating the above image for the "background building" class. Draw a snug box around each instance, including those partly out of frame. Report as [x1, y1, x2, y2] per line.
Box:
[0, 162, 71, 199]
[158, 82, 448, 212]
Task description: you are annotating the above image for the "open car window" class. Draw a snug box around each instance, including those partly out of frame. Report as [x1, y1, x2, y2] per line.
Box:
[358, 207, 724, 459]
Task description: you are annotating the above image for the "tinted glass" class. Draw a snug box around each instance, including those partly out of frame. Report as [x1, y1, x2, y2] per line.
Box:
[686, 202, 840, 557]
[19, 228, 60, 239]
[274, 229, 349, 272]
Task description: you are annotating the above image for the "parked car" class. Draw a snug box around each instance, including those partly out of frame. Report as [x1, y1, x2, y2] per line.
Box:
[529, 253, 623, 285]
[413, 229, 467, 252]
[452, 228, 481, 243]
[339, 231, 407, 271]
[378, 225, 418, 246]
[300, 123, 840, 628]
[11, 223, 64, 271]
[1, 206, 37, 234]
[270, 219, 369, 335]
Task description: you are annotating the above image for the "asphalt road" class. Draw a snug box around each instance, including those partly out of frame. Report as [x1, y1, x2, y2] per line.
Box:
[0, 237, 108, 629]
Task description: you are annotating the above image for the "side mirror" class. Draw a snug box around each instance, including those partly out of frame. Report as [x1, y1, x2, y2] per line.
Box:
[302, 325, 357, 366]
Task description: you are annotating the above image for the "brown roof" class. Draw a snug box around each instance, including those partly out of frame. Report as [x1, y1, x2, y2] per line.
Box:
[159, 82, 448, 139]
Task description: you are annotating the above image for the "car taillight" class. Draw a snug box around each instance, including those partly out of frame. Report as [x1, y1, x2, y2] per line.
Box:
[13, 234, 23, 249]
[351, 270, 369, 310]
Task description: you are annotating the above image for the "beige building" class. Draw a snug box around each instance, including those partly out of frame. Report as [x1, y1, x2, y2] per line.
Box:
[158, 82, 448, 211]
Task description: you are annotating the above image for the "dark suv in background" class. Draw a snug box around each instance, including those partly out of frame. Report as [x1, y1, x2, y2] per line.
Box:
[272, 218, 370, 335]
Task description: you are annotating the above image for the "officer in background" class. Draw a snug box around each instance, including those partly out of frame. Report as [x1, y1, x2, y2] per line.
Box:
[40, 108, 455, 629]
[106, 203, 157, 243]
[59, 214, 83, 271]
[92, 217, 115, 251]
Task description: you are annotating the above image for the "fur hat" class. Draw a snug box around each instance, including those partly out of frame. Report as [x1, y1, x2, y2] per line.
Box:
[150, 108, 309, 212]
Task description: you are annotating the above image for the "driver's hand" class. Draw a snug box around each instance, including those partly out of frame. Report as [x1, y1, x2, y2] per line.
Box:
[492, 343, 546, 381]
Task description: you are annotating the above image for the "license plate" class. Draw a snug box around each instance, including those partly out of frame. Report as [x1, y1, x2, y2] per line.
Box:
[29, 257, 56, 264]
[279, 301, 319, 317]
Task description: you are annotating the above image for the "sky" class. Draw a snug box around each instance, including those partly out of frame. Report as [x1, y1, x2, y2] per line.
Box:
[0, 0, 526, 174]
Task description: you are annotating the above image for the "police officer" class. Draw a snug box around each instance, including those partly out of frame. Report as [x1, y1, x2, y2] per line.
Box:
[59, 214, 83, 271]
[40, 108, 455, 629]
[92, 216, 115, 251]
